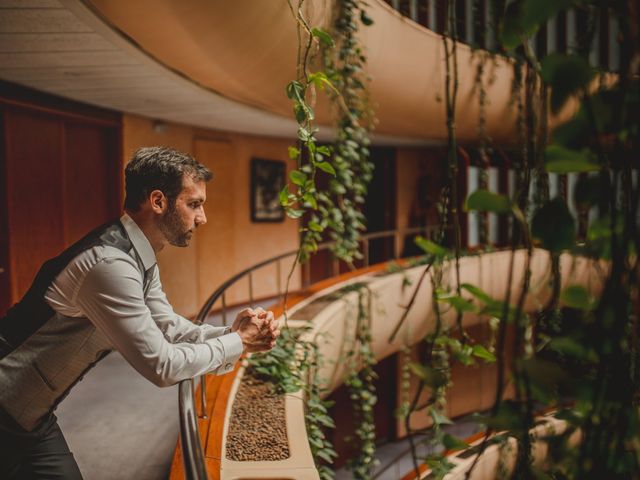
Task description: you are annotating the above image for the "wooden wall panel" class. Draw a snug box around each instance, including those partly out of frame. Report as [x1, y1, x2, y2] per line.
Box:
[1, 82, 122, 313]
[5, 107, 65, 301]
[63, 122, 118, 244]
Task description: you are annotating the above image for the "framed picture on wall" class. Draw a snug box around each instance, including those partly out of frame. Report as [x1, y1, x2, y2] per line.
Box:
[251, 158, 286, 222]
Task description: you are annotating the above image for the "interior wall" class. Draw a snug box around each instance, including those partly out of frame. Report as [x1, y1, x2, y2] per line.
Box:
[122, 114, 300, 318]
[0, 84, 122, 315]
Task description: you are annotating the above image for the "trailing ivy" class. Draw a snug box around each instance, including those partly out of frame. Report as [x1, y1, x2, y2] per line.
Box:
[343, 283, 378, 479]
[281, 0, 374, 265]
[277, 1, 376, 477]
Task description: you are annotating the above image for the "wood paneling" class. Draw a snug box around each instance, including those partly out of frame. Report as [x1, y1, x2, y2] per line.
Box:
[0, 84, 122, 313]
[63, 122, 118, 244]
[5, 106, 65, 300]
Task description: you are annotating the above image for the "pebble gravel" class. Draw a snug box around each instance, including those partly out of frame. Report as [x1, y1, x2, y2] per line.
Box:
[226, 373, 290, 461]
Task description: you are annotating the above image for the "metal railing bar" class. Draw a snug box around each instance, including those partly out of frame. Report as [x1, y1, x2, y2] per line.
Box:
[178, 379, 208, 480]
[196, 226, 433, 323]
[199, 375, 207, 420]
[221, 292, 227, 327]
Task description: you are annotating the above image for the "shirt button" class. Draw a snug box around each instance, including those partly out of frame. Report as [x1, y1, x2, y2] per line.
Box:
[225, 363, 232, 370]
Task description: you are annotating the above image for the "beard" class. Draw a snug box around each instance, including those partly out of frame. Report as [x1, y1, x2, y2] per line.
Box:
[158, 203, 192, 247]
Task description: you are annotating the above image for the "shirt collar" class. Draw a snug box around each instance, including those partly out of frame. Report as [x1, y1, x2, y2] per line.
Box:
[120, 213, 157, 271]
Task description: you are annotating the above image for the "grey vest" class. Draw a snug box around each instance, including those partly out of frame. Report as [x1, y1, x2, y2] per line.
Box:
[0, 220, 149, 431]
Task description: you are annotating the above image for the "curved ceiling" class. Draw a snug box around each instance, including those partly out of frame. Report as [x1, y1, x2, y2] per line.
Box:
[2, 0, 567, 145]
[83, 0, 520, 143]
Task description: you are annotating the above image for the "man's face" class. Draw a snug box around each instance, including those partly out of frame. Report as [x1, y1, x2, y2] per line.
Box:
[158, 175, 207, 247]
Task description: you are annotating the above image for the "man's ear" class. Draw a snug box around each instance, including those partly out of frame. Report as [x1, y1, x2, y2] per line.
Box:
[149, 189, 167, 214]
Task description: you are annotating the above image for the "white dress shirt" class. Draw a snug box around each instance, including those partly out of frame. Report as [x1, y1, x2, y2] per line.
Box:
[43, 213, 243, 387]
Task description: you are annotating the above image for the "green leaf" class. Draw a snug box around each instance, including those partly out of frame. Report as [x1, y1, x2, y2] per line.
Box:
[311, 27, 335, 47]
[290, 170, 307, 186]
[308, 72, 335, 92]
[286, 208, 304, 219]
[316, 414, 336, 429]
[465, 190, 511, 213]
[309, 220, 323, 232]
[540, 54, 595, 114]
[316, 161, 336, 176]
[500, 1, 537, 50]
[545, 145, 600, 173]
[288, 146, 300, 159]
[443, 434, 470, 451]
[316, 145, 332, 156]
[472, 344, 496, 363]
[429, 407, 454, 425]
[415, 236, 448, 257]
[298, 127, 312, 142]
[316, 449, 336, 463]
[294, 103, 313, 123]
[561, 285, 592, 310]
[279, 185, 289, 206]
[438, 294, 476, 313]
[286, 80, 304, 102]
[409, 363, 447, 389]
[500, 0, 574, 50]
[461, 283, 495, 305]
[360, 9, 374, 26]
[303, 192, 318, 209]
[531, 197, 576, 252]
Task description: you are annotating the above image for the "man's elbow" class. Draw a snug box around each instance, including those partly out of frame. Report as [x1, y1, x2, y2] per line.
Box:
[150, 375, 176, 388]
[145, 364, 179, 387]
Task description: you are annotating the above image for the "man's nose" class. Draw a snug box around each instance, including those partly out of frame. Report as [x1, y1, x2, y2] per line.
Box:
[196, 208, 207, 226]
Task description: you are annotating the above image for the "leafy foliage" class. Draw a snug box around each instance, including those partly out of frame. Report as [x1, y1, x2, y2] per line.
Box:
[344, 285, 378, 479]
[531, 197, 576, 252]
[282, 0, 374, 265]
[273, 1, 640, 479]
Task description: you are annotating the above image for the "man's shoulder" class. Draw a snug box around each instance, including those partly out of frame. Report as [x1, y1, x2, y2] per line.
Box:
[69, 244, 138, 277]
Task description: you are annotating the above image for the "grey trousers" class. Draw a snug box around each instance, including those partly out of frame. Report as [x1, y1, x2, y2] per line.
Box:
[0, 408, 83, 479]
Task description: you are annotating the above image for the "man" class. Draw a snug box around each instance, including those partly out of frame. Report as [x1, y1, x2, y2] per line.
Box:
[0, 146, 280, 479]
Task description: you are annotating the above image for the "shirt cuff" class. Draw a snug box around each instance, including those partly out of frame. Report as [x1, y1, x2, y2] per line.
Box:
[207, 332, 244, 375]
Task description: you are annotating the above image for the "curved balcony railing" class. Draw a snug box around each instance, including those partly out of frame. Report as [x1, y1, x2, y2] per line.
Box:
[177, 225, 440, 480]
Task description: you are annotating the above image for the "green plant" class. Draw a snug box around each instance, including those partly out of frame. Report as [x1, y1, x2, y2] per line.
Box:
[343, 284, 378, 479]
[247, 328, 338, 479]
[387, 2, 640, 479]
[281, 0, 374, 265]
[273, 1, 377, 476]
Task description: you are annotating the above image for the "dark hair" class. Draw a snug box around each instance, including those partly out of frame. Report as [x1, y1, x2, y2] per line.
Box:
[124, 146, 212, 211]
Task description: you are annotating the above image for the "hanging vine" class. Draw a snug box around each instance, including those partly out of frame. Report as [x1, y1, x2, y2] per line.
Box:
[249, 1, 376, 478]
[281, 0, 374, 265]
[257, 0, 640, 479]
[342, 283, 378, 479]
